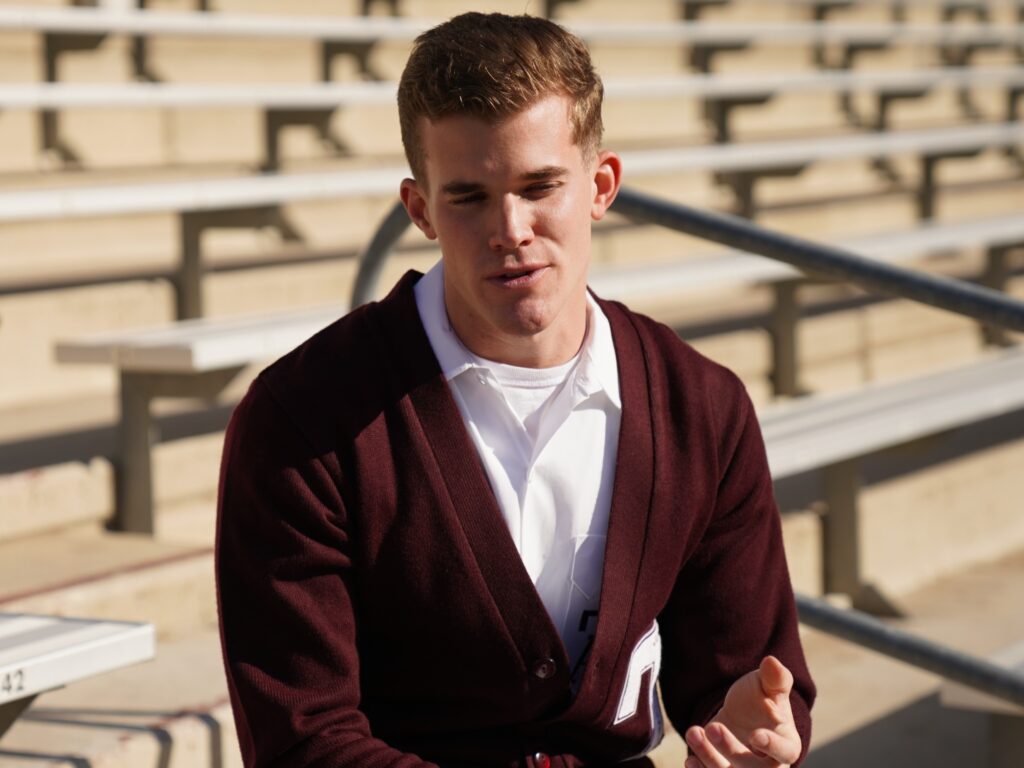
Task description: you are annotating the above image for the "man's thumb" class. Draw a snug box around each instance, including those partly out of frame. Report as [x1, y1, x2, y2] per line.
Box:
[759, 656, 794, 698]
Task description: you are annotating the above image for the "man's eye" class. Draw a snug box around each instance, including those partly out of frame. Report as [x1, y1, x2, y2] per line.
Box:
[451, 193, 485, 205]
[524, 183, 560, 198]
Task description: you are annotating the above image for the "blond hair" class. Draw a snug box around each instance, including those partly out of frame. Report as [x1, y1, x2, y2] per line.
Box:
[397, 12, 604, 182]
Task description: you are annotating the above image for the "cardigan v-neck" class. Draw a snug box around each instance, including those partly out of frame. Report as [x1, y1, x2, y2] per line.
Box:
[379, 270, 655, 705]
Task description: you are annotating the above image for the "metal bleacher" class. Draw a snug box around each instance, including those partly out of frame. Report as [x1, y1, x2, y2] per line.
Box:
[0, 1, 1023, 765]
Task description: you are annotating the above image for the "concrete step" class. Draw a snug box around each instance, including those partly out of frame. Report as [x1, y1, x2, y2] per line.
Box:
[0, 528, 215, 640]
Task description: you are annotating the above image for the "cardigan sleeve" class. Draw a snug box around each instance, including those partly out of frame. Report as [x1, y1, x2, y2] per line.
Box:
[216, 379, 438, 768]
[656, 379, 815, 766]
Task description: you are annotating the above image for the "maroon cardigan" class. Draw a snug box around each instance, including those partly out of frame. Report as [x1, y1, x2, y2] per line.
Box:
[216, 271, 815, 767]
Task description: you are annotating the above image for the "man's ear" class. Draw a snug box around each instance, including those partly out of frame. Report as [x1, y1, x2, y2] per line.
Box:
[400, 177, 437, 240]
[591, 150, 623, 222]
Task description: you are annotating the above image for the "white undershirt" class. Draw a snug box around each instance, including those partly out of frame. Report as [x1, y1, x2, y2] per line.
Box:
[414, 262, 622, 683]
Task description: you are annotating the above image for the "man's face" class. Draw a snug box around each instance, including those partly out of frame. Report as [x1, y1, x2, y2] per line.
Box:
[400, 94, 621, 367]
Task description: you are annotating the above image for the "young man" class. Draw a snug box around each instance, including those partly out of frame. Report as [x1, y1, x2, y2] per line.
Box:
[217, 12, 815, 768]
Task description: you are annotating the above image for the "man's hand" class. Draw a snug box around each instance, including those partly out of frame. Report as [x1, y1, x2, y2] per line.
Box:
[683, 656, 802, 768]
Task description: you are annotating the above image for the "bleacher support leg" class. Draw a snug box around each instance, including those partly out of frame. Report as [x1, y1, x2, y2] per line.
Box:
[917, 149, 984, 220]
[543, 0, 582, 18]
[118, 373, 159, 535]
[940, 44, 996, 118]
[360, 0, 399, 15]
[716, 165, 807, 219]
[263, 109, 345, 172]
[321, 41, 381, 81]
[178, 208, 301, 320]
[942, 3, 989, 24]
[703, 95, 773, 144]
[809, 1, 856, 23]
[115, 368, 244, 535]
[823, 460, 904, 617]
[689, 43, 750, 74]
[129, 0, 164, 81]
[41, 34, 106, 166]
[678, 0, 730, 21]
[874, 87, 932, 134]
[1007, 88, 1024, 167]
[918, 156, 939, 220]
[770, 280, 803, 398]
[179, 215, 205, 320]
[833, 43, 890, 122]
[0, 695, 37, 739]
[869, 88, 932, 182]
[130, 37, 160, 83]
[981, 245, 1015, 347]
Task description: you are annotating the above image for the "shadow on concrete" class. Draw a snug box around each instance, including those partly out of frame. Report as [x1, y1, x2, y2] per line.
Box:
[0, 749, 91, 766]
[0, 404, 236, 475]
[9, 705, 227, 768]
[806, 692, 989, 767]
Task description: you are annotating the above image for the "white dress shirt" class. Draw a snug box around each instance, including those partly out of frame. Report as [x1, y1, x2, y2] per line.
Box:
[414, 262, 622, 681]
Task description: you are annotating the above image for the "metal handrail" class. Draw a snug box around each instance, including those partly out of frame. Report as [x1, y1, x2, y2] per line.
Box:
[613, 186, 1024, 333]
[353, 189, 1024, 334]
[798, 595, 1024, 708]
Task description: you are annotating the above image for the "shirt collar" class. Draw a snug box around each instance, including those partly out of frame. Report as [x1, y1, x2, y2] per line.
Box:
[414, 260, 621, 410]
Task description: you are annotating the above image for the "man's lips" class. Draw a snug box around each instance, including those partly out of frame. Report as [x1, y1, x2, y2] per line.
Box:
[487, 265, 549, 288]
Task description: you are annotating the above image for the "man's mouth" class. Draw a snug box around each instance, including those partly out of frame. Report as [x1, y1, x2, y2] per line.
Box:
[489, 265, 548, 288]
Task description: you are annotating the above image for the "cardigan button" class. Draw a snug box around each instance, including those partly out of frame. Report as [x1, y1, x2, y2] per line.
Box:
[531, 658, 557, 680]
[533, 752, 551, 768]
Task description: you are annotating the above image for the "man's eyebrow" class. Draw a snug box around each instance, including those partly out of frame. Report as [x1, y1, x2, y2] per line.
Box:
[441, 181, 484, 196]
[440, 166, 570, 196]
[522, 165, 569, 181]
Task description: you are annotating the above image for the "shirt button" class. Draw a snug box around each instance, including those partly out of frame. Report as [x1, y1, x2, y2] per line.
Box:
[533, 753, 551, 768]
[531, 658, 557, 680]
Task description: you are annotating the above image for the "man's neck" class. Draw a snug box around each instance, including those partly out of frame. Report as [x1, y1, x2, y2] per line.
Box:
[448, 307, 588, 369]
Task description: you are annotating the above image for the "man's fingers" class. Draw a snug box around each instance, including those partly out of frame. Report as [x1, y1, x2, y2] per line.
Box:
[690, 722, 782, 768]
[685, 725, 731, 768]
[708, 721, 756, 758]
[750, 726, 802, 765]
[759, 655, 794, 699]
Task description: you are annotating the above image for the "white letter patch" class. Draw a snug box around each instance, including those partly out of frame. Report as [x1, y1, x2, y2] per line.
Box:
[613, 620, 662, 725]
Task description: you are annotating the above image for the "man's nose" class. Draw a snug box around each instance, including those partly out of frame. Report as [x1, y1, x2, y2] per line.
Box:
[489, 197, 534, 251]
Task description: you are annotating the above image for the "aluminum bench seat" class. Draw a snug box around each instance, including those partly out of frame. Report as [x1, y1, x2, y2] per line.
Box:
[0, 613, 155, 740]
[762, 345, 1024, 479]
[759, 345, 1024, 615]
[55, 301, 350, 374]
